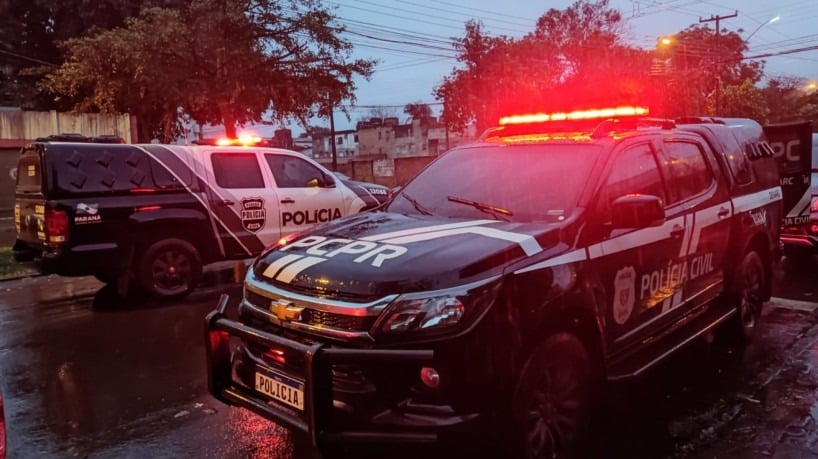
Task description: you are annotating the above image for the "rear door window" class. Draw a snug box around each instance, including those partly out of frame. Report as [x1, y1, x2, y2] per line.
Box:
[661, 140, 714, 204]
[15, 149, 43, 194]
[211, 153, 265, 189]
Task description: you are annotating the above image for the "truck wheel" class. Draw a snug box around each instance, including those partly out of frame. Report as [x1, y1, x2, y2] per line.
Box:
[731, 251, 765, 342]
[511, 333, 593, 459]
[137, 238, 202, 299]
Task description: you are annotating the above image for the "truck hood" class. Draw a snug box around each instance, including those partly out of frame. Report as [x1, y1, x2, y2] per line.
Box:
[251, 211, 562, 299]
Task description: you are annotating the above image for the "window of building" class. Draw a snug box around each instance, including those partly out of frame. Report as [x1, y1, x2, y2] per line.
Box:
[354, 135, 359, 142]
[336, 137, 342, 145]
[211, 153, 264, 189]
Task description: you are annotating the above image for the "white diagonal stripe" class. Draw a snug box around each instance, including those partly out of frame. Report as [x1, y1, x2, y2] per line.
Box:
[591, 216, 685, 257]
[275, 256, 327, 283]
[688, 203, 732, 254]
[262, 254, 303, 279]
[732, 186, 782, 213]
[515, 249, 587, 274]
[360, 220, 497, 242]
[381, 226, 543, 256]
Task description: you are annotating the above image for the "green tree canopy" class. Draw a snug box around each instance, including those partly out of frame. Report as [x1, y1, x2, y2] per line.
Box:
[435, 0, 654, 133]
[41, 0, 375, 142]
[0, 0, 184, 109]
[654, 25, 763, 117]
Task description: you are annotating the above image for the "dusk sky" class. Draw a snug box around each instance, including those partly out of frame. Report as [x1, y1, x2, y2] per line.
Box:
[325, 0, 818, 129]
[215, 0, 818, 136]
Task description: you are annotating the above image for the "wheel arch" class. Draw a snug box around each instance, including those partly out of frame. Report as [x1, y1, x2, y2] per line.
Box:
[127, 210, 218, 263]
[728, 231, 774, 301]
[521, 288, 607, 382]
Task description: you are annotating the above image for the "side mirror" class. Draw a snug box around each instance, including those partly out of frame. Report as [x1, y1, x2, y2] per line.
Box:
[611, 194, 665, 229]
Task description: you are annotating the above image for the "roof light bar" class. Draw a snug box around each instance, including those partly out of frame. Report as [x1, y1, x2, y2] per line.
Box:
[498, 106, 649, 126]
[215, 135, 263, 146]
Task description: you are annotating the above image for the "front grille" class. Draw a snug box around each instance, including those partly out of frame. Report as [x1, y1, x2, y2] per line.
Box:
[301, 309, 377, 332]
[245, 289, 378, 332]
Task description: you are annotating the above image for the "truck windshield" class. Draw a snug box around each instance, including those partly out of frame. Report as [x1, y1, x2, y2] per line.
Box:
[386, 143, 601, 223]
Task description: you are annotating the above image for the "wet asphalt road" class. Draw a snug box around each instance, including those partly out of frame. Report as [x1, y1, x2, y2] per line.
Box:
[0, 256, 817, 459]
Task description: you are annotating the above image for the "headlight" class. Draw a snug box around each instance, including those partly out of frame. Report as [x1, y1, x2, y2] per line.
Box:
[371, 277, 501, 341]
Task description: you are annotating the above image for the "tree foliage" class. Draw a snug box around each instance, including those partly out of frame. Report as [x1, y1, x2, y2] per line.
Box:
[653, 25, 763, 117]
[0, 0, 184, 109]
[435, 0, 653, 133]
[40, 0, 375, 141]
[403, 101, 434, 124]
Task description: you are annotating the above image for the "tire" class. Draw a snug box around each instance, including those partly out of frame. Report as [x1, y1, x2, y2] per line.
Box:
[730, 251, 765, 342]
[511, 333, 594, 459]
[136, 238, 202, 299]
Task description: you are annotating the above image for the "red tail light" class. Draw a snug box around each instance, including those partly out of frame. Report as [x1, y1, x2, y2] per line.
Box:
[811, 197, 818, 213]
[45, 209, 69, 246]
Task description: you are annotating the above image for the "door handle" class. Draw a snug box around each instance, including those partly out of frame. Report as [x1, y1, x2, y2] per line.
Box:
[717, 207, 730, 218]
[670, 225, 685, 238]
[280, 198, 295, 204]
[216, 199, 234, 206]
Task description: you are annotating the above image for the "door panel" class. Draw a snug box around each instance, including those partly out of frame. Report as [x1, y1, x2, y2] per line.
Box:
[264, 154, 351, 237]
[206, 152, 279, 257]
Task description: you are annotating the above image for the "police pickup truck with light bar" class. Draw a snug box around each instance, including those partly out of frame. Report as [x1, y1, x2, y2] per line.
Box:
[206, 108, 787, 458]
[12, 138, 387, 299]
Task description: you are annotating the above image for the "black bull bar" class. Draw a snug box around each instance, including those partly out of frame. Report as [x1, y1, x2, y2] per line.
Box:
[205, 294, 437, 447]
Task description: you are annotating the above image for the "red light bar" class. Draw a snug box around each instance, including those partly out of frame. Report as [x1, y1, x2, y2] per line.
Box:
[498, 106, 649, 126]
[216, 135, 262, 146]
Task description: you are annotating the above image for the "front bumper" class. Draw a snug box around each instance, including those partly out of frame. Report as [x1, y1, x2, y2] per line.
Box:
[205, 294, 485, 448]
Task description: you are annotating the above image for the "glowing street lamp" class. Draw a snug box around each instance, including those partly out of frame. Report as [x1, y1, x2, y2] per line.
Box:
[745, 16, 781, 42]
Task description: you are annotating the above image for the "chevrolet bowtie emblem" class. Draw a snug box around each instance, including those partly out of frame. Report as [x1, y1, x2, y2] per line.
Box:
[269, 299, 304, 322]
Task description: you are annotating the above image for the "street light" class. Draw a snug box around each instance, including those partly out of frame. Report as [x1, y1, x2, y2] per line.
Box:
[745, 16, 781, 42]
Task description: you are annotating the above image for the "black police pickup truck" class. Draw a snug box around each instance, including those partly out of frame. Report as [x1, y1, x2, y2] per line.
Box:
[206, 108, 784, 458]
[13, 139, 387, 299]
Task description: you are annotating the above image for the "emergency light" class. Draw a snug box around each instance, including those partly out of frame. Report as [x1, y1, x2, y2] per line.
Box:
[216, 135, 262, 146]
[498, 106, 649, 126]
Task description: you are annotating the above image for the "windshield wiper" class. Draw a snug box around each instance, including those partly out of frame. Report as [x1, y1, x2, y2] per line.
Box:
[401, 192, 434, 216]
[447, 195, 513, 221]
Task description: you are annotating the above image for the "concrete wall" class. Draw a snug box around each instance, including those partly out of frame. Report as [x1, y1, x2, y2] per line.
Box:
[320, 155, 436, 189]
[0, 109, 133, 148]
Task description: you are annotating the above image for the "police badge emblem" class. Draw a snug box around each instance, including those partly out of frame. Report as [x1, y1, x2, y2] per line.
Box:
[613, 266, 636, 325]
[240, 197, 266, 232]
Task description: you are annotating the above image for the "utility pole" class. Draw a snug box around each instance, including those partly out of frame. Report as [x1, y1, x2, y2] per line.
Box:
[329, 102, 337, 171]
[700, 11, 737, 116]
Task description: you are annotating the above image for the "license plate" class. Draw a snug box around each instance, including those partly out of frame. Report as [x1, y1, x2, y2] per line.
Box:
[255, 366, 305, 411]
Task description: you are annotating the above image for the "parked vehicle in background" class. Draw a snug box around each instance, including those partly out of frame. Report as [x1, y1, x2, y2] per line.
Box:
[206, 108, 788, 458]
[12, 138, 381, 300]
[331, 171, 392, 206]
[765, 123, 817, 259]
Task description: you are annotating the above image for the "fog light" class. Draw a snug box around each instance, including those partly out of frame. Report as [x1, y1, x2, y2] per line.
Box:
[420, 367, 440, 388]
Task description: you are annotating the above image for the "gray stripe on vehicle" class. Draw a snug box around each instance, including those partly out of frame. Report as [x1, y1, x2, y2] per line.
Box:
[275, 256, 327, 283]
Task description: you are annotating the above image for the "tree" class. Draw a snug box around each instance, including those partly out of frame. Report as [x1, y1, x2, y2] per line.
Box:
[0, 0, 185, 109]
[40, 0, 375, 142]
[719, 79, 769, 122]
[403, 101, 433, 123]
[358, 106, 399, 124]
[656, 25, 763, 117]
[435, 0, 653, 133]
[762, 77, 813, 124]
